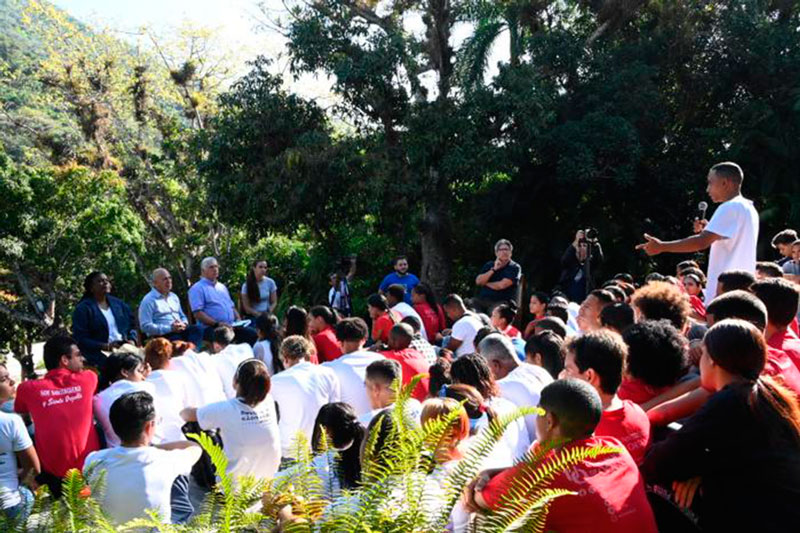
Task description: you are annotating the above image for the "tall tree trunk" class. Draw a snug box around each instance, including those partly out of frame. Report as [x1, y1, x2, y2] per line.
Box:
[419, 173, 451, 297]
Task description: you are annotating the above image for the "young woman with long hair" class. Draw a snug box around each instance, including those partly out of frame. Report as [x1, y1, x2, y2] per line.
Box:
[240, 260, 278, 318]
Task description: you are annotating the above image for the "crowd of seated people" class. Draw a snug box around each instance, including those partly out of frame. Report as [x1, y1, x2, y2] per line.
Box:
[3, 229, 800, 533]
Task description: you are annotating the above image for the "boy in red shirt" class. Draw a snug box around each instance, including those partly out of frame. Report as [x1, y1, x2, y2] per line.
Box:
[466, 379, 657, 533]
[560, 330, 651, 463]
[309, 305, 343, 363]
[15, 336, 99, 497]
[752, 278, 800, 370]
[380, 323, 429, 401]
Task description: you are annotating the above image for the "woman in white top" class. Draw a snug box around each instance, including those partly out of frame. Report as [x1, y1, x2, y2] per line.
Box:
[144, 338, 191, 443]
[93, 352, 155, 447]
[182, 359, 281, 482]
[253, 314, 284, 376]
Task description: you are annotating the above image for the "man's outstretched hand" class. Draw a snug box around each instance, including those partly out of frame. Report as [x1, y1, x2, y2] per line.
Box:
[636, 234, 664, 256]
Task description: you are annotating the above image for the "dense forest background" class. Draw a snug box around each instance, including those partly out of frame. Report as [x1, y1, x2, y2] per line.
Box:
[1, 0, 799, 359]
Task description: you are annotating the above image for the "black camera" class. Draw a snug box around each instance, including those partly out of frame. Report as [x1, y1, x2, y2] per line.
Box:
[580, 227, 599, 244]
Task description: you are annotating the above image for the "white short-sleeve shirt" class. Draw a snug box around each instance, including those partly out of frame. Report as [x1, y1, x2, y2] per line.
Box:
[704, 194, 759, 299]
[84, 445, 200, 525]
[451, 314, 483, 357]
[497, 363, 553, 440]
[170, 350, 227, 408]
[322, 351, 385, 416]
[197, 397, 281, 481]
[270, 361, 341, 456]
[211, 344, 253, 400]
[0, 412, 33, 509]
[146, 369, 191, 443]
[390, 302, 428, 341]
[93, 380, 156, 448]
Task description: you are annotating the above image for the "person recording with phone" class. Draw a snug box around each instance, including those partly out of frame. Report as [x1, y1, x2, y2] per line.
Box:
[636, 162, 759, 299]
[559, 229, 604, 303]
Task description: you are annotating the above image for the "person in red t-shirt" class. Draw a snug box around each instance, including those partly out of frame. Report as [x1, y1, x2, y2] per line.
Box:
[309, 305, 344, 363]
[380, 324, 429, 401]
[490, 303, 521, 339]
[411, 283, 447, 343]
[560, 330, 651, 463]
[368, 294, 400, 348]
[523, 291, 549, 339]
[14, 336, 99, 498]
[465, 379, 657, 533]
[752, 278, 800, 370]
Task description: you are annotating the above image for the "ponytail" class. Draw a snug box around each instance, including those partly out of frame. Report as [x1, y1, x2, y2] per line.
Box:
[750, 376, 800, 445]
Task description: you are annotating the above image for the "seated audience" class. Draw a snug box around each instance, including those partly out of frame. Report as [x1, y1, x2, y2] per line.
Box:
[560, 331, 651, 464]
[490, 303, 521, 338]
[169, 342, 227, 408]
[240, 259, 278, 318]
[783, 239, 800, 282]
[359, 359, 422, 427]
[532, 316, 567, 339]
[751, 278, 800, 369]
[253, 314, 284, 375]
[144, 339, 191, 445]
[380, 324, 430, 401]
[14, 336, 99, 498]
[771, 229, 798, 266]
[442, 294, 483, 357]
[630, 281, 690, 331]
[427, 358, 452, 399]
[523, 291, 549, 338]
[378, 256, 419, 305]
[474, 239, 522, 312]
[84, 391, 201, 525]
[0, 363, 39, 521]
[305, 403, 365, 498]
[270, 336, 340, 457]
[524, 331, 565, 379]
[618, 321, 688, 406]
[385, 284, 428, 341]
[716, 269, 756, 296]
[756, 261, 784, 280]
[208, 326, 253, 400]
[94, 352, 154, 447]
[577, 289, 615, 334]
[468, 379, 657, 533]
[72, 271, 136, 368]
[309, 306, 343, 363]
[480, 334, 552, 440]
[182, 359, 281, 482]
[682, 271, 707, 321]
[642, 320, 800, 532]
[401, 316, 437, 365]
[367, 294, 400, 347]
[602, 283, 627, 303]
[598, 302, 635, 334]
[283, 306, 318, 364]
[411, 283, 447, 343]
[138, 268, 202, 347]
[322, 318, 384, 416]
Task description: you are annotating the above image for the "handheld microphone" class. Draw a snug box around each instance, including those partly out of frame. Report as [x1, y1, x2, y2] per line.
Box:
[697, 201, 708, 220]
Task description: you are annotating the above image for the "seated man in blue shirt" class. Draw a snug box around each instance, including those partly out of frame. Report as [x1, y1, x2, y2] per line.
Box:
[188, 257, 257, 346]
[138, 268, 202, 347]
[378, 256, 419, 305]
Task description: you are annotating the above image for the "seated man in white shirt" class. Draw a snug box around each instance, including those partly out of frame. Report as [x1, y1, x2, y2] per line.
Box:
[270, 336, 341, 458]
[209, 326, 253, 399]
[359, 359, 422, 427]
[479, 333, 553, 440]
[442, 294, 484, 358]
[322, 318, 384, 417]
[385, 284, 428, 341]
[83, 391, 201, 526]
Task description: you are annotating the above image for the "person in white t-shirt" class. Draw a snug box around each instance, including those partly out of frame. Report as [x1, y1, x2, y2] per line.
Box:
[0, 363, 39, 521]
[358, 359, 422, 427]
[209, 326, 253, 399]
[169, 345, 227, 408]
[84, 391, 201, 525]
[94, 352, 155, 448]
[144, 339, 191, 444]
[479, 334, 553, 440]
[442, 294, 483, 358]
[637, 161, 759, 299]
[270, 336, 341, 457]
[182, 359, 281, 483]
[253, 314, 284, 375]
[322, 318, 384, 416]
[385, 285, 429, 341]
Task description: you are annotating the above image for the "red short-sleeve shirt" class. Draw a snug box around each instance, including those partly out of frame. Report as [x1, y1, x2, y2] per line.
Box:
[380, 348, 430, 401]
[372, 311, 400, 344]
[312, 326, 343, 363]
[595, 400, 651, 464]
[15, 369, 99, 478]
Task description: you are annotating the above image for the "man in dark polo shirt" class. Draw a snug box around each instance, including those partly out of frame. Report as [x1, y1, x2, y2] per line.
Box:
[473, 239, 522, 312]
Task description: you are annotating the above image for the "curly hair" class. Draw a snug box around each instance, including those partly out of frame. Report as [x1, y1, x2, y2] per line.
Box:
[631, 281, 690, 330]
[623, 320, 688, 388]
[144, 337, 173, 370]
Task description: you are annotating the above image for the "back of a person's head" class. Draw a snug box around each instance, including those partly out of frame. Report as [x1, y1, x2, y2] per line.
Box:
[676, 260, 700, 274]
[428, 358, 452, 397]
[473, 326, 500, 349]
[545, 302, 569, 324]
[539, 379, 603, 440]
[705, 290, 767, 331]
[622, 320, 687, 388]
[478, 333, 517, 364]
[603, 285, 626, 303]
[420, 397, 470, 443]
[613, 273, 635, 285]
[336, 317, 369, 342]
[631, 281, 690, 330]
[535, 317, 567, 339]
[388, 323, 413, 349]
[645, 272, 666, 283]
[43, 335, 77, 371]
[525, 331, 564, 380]
[312, 402, 364, 452]
[710, 161, 744, 184]
[589, 289, 616, 308]
[235, 359, 270, 405]
[367, 293, 390, 311]
[450, 352, 498, 399]
[366, 358, 401, 385]
[213, 325, 235, 347]
[400, 315, 422, 334]
[442, 293, 464, 309]
[704, 319, 765, 380]
[751, 278, 800, 328]
[493, 303, 516, 324]
[285, 306, 309, 336]
[99, 352, 142, 390]
[255, 313, 281, 339]
[567, 330, 626, 395]
[310, 305, 338, 326]
[386, 284, 406, 303]
[439, 383, 491, 423]
[110, 391, 155, 444]
[717, 269, 756, 293]
[145, 337, 173, 370]
[599, 302, 634, 333]
[756, 261, 784, 279]
[280, 335, 313, 362]
[771, 229, 798, 248]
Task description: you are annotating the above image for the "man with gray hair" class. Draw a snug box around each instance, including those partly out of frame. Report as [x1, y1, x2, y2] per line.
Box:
[474, 239, 522, 312]
[139, 268, 203, 346]
[480, 333, 552, 440]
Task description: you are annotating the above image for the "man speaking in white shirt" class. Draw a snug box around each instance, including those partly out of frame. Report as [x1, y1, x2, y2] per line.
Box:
[637, 162, 759, 299]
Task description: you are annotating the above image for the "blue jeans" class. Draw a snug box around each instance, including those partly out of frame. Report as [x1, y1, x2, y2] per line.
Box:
[170, 474, 194, 524]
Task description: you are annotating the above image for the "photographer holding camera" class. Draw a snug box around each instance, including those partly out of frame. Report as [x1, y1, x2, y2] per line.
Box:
[328, 255, 357, 317]
[559, 229, 604, 303]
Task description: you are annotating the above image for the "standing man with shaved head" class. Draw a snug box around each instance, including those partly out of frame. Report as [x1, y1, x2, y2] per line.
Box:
[139, 268, 203, 346]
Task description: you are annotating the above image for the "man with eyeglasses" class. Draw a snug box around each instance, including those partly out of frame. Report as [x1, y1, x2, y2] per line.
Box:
[139, 268, 203, 346]
[473, 239, 522, 313]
